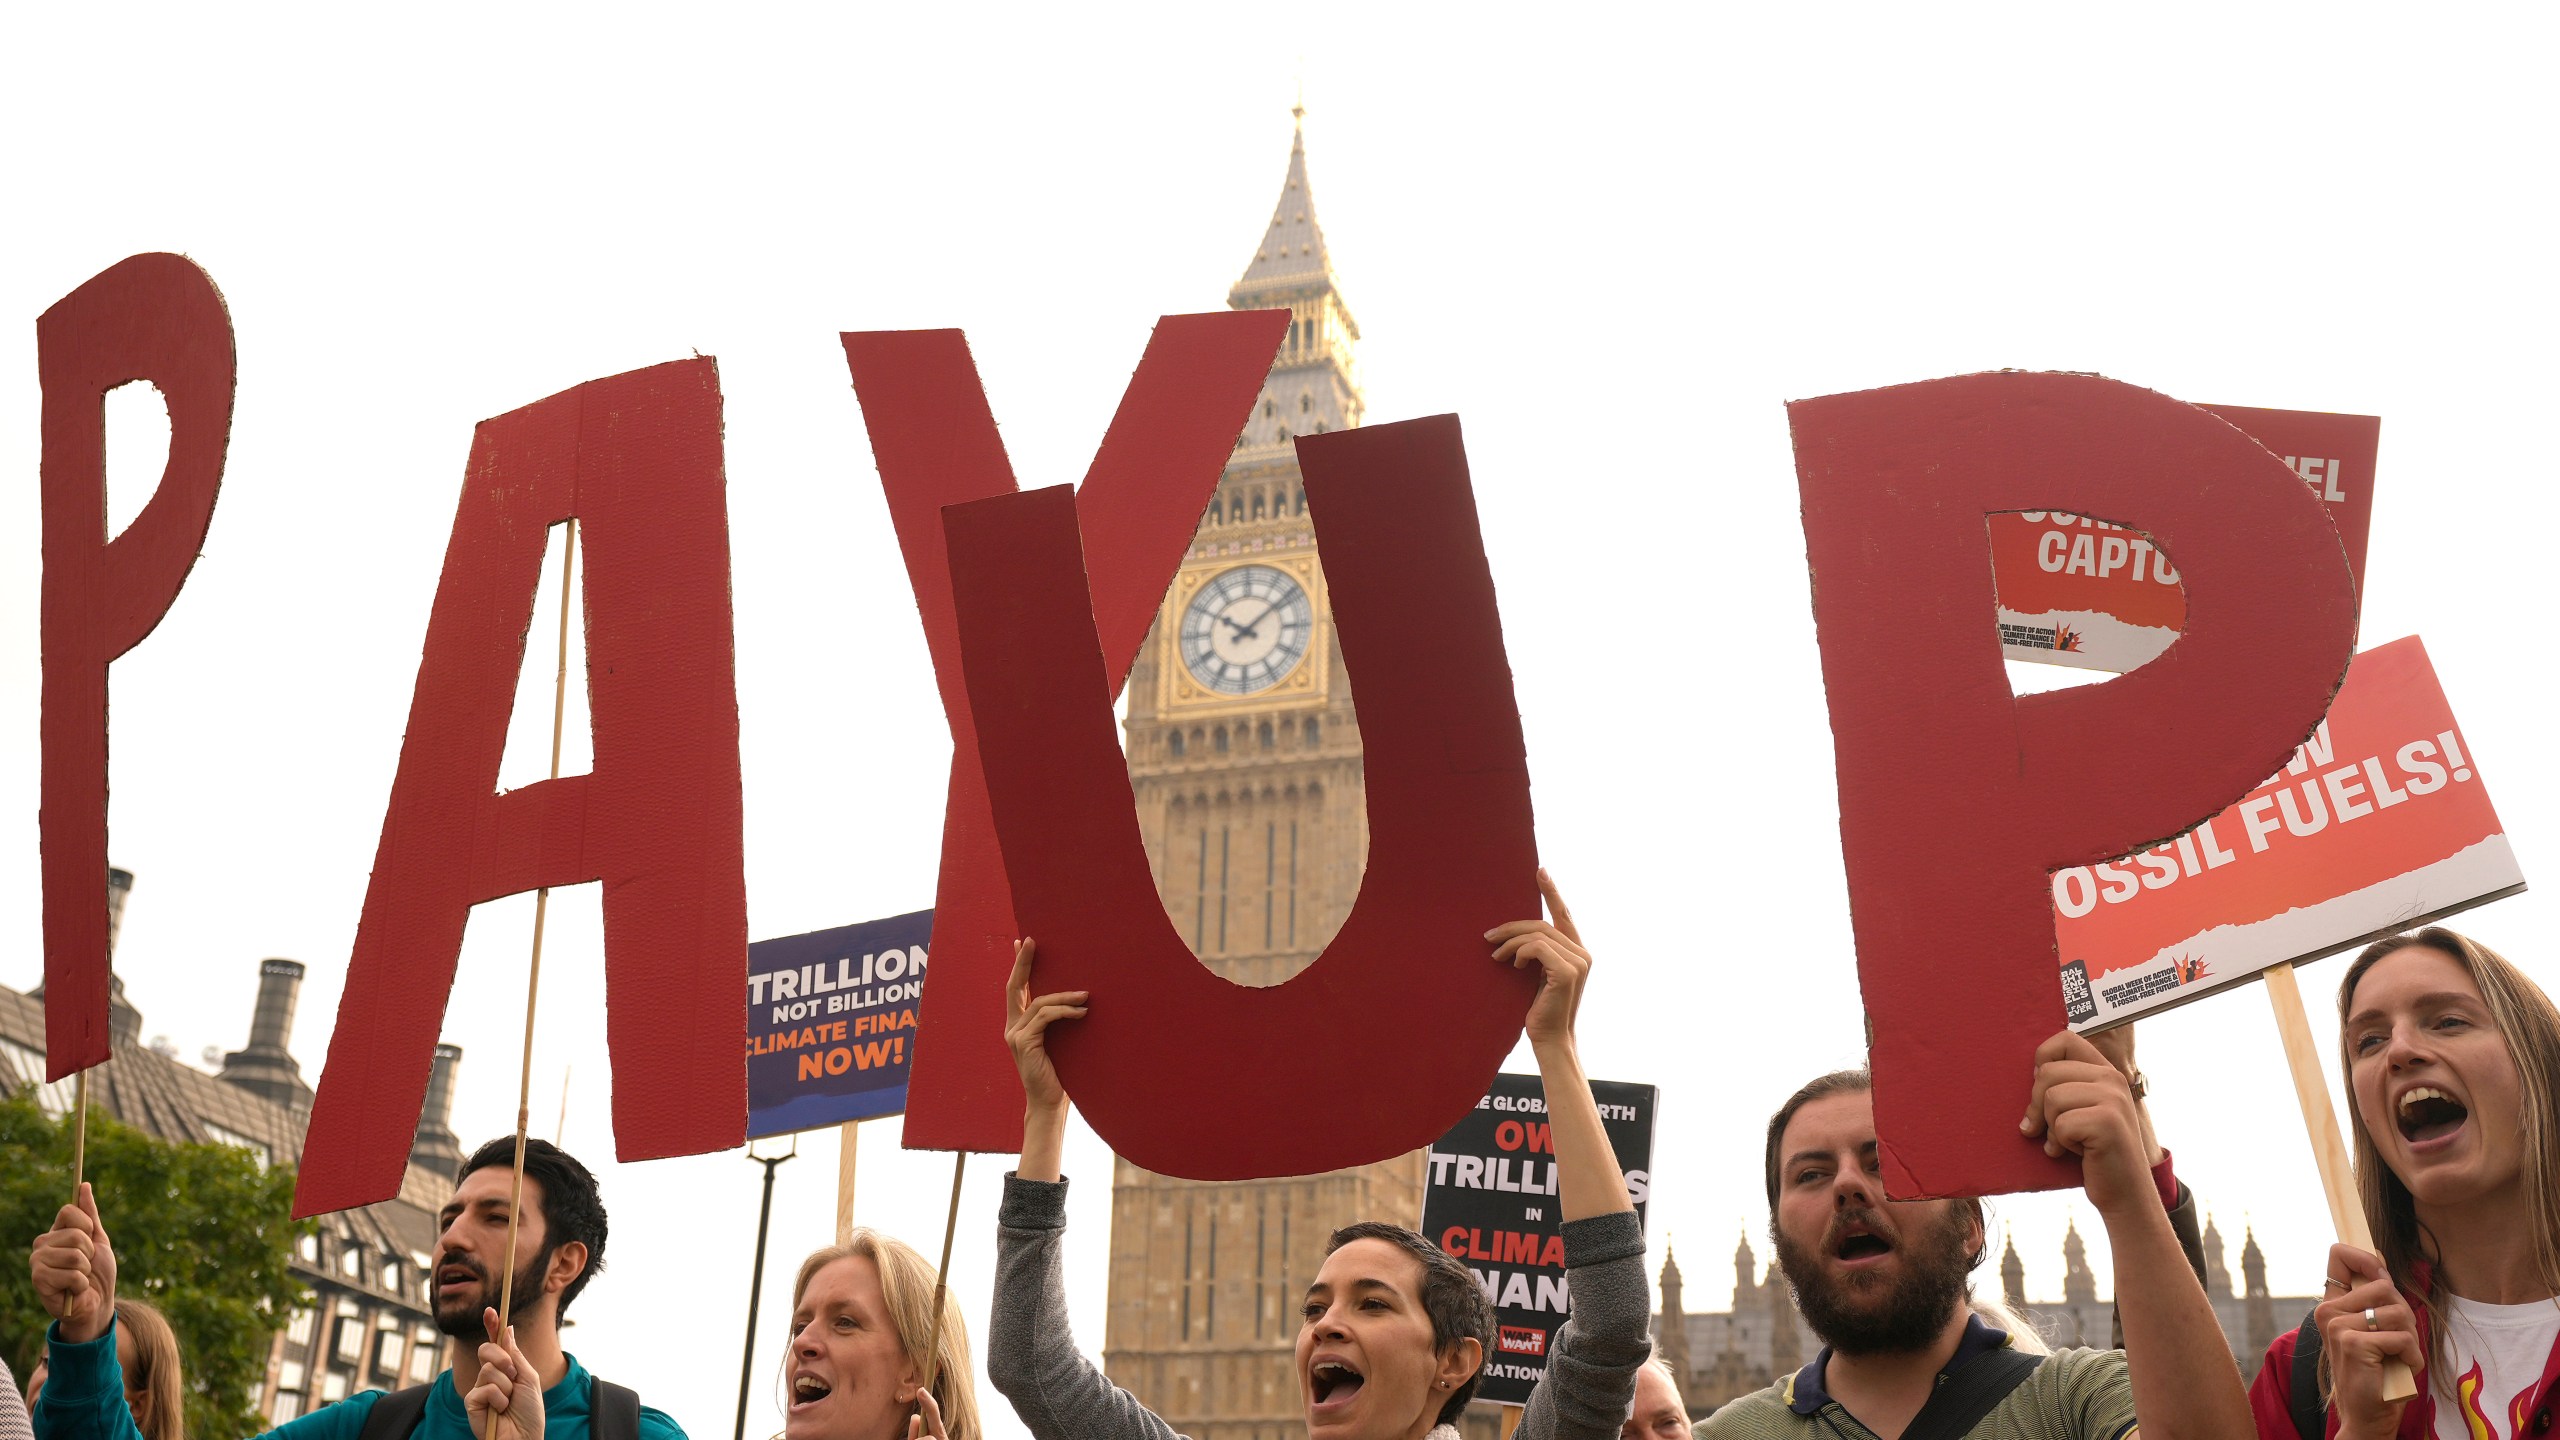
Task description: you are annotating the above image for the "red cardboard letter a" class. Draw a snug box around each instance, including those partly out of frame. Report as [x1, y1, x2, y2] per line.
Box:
[296, 359, 748, 1216]
[1791, 372, 2356, 1198]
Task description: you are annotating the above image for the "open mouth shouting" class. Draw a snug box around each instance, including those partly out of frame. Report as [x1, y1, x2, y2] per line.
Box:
[2396, 1084, 2471, 1150]
[1308, 1357, 1367, 1414]
[788, 1373, 835, 1413]
[1828, 1214, 1896, 1271]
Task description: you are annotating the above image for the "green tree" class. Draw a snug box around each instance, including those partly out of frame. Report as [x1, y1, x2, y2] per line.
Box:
[0, 1090, 311, 1440]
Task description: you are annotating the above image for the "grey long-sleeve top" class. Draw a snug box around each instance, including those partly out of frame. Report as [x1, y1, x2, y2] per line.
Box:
[988, 1173, 1652, 1440]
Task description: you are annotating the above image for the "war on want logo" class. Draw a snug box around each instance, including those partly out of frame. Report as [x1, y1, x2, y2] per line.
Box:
[1180, 564, 1314, 695]
[1497, 1325, 1548, 1357]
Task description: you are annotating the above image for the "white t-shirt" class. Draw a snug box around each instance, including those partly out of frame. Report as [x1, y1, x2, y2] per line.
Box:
[2433, 1295, 2559, 1440]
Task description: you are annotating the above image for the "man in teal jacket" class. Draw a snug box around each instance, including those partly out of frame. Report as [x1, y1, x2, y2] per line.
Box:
[30, 1138, 684, 1440]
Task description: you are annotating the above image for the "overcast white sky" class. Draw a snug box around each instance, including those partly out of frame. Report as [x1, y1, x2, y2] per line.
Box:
[5, 4, 2560, 1438]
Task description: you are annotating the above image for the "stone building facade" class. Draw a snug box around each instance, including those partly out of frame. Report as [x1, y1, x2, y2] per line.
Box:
[1654, 1220, 2312, 1419]
[1994, 1217, 2300, 1369]
[1101, 111, 1442, 1440]
[0, 956, 463, 1424]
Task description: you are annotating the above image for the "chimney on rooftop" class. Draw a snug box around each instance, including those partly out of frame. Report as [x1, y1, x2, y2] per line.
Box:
[218, 960, 313, 1113]
[106, 976, 142, 1050]
[411, 1044, 465, 1176]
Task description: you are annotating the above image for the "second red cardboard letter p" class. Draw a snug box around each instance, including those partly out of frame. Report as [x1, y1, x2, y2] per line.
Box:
[1791, 372, 2357, 1198]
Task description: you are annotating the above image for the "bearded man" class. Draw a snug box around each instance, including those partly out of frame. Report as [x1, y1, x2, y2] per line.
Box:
[1701, 1034, 2251, 1440]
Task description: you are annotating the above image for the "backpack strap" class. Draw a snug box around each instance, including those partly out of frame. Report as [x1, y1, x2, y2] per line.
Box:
[1898, 1347, 2044, 1440]
[590, 1378, 642, 1440]
[355, 1386, 433, 1440]
[2291, 1310, 2328, 1440]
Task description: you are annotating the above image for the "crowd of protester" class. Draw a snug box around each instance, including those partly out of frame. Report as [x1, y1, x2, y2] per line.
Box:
[13, 899, 2554, 1440]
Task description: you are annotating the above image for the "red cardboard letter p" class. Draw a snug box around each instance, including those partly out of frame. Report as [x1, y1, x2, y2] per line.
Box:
[1791, 372, 2356, 1198]
[39, 254, 233, 1078]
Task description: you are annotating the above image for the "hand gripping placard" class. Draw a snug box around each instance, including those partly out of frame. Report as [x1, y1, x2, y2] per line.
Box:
[39, 254, 233, 1078]
[843, 310, 1285, 1153]
[1791, 371, 2357, 1198]
[945, 415, 1538, 1180]
[295, 358, 747, 1216]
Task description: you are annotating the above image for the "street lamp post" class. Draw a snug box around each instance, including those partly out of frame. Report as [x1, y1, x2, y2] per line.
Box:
[736, 1135, 799, 1440]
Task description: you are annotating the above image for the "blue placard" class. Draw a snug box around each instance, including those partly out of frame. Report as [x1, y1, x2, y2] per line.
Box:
[746, 909, 932, 1139]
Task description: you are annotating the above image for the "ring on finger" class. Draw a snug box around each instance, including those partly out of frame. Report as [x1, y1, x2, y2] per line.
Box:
[2324, 1276, 2348, 1292]
[2364, 1307, 2380, 1331]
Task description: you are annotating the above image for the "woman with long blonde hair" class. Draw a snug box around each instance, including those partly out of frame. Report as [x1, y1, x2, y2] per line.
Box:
[779, 1229, 980, 1440]
[2248, 926, 2560, 1440]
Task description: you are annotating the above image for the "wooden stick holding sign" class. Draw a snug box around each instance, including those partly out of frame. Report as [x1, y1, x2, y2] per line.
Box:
[69, 1073, 90, 1194]
[918, 1152, 967, 1398]
[493, 518, 580, 1437]
[2264, 961, 2418, 1403]
[836, 1120, 862, 1245]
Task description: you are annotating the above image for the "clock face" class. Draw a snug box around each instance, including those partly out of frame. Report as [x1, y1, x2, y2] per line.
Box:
[1180, 565, 1314, 696]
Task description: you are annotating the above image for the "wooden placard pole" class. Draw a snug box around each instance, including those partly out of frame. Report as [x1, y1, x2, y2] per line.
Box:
[70, 1070, 91, 1195]
[492, 519, 580, 1439]
[834, 1120, 861, 1245]
[1497, 1404, 1524, 1440]
[2264, 961, 2418, 1403]
[917, 1152, 968, 1398]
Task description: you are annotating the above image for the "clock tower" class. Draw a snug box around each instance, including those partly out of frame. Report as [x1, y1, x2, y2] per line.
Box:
[1101, 112, 1427, 1440]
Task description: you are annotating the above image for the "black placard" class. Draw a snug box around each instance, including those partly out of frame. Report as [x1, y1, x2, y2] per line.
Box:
[1420, 1072, 1656, 1407]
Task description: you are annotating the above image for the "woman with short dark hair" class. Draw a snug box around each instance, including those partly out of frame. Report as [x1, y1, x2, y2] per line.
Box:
[988, 871, 1648, 1440]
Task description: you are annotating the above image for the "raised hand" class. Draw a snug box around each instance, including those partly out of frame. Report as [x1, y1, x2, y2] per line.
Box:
[1485, 869, 1590, 1052]
[1003, 939, 1087, 1115]
[1484, 870, 1629, 1222]
[2020, 1030, 2150, 1217]
[2317, 1244, 2423, 1440]
[1004, 938, 1087, 1181]
[907, 1387, 951, 1440]
[465, 1308, 545, 1440]
[29, 1182, 117, 1344]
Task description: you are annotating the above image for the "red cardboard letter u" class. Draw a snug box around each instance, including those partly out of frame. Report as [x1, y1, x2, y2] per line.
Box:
[1791, 371, 2357, 1198]
[39, 254, 232, 1077]
[945, 415, 1538, 1181]
[296, 359, 748, 1216]
[844, 311, 1285, 1154]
